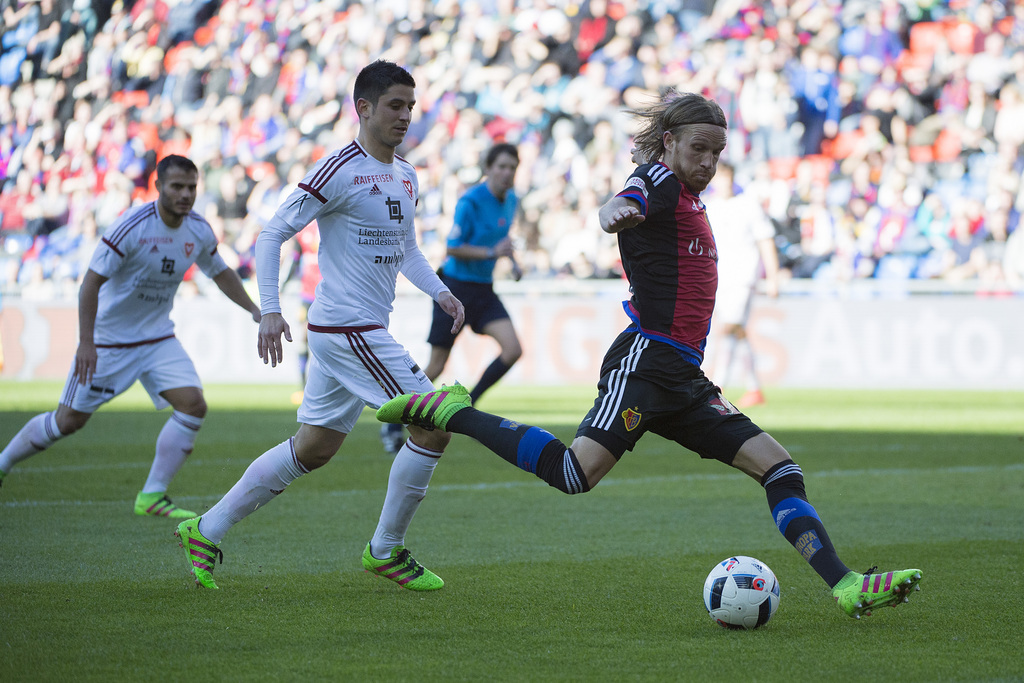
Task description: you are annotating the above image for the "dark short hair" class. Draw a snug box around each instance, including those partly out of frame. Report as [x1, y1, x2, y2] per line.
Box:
[353, 60, 416, 107]
[485, 143, 519, 168]
[156, 155, 198, 181]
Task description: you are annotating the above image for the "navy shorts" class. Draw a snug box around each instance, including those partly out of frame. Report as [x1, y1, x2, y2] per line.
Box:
[576, 329, 764, 464]
[427, 273, 511, 348]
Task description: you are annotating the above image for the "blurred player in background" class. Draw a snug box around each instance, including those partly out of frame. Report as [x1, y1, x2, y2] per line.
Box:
[704, 161, 779, 408]
[381, 143, 523, 454]
[174, 60, 465, 591]
[0, 155, 261, 518]
[378, 91, 922, 619]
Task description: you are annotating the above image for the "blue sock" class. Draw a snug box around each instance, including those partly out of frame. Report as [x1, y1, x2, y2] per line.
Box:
[447, 410, 589, 493]
[762, 460, 850, 587]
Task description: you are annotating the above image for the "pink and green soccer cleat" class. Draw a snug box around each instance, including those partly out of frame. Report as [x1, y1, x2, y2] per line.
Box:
[135, 491, 196, 518]
[375, 383, 472, 432]
[832, 567, 922, 618]
[175, 518, 223, 589]
[361, 542, 444, 591]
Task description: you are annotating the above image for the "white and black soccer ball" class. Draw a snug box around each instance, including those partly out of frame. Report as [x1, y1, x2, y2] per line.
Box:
[703, 555, 780, 629]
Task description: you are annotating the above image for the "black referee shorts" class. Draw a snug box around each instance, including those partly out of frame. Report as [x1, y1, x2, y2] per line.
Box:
[427, 273, 511, 348]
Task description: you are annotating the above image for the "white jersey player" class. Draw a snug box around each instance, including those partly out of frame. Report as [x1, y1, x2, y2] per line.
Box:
[0, 155, 261, 518]
[174, 60, 466, 591]
[705, 161, 779, 408]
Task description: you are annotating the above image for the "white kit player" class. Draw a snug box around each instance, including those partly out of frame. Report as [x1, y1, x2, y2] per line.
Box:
[705, 161, 779, 408]
[174, 61, 465, 591]
[0, 155, 261, 518]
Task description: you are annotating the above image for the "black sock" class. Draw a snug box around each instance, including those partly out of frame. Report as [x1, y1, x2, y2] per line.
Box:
[762, 460, 851, 588]
[470, 358, 512, 404]
[446, 409, 589, 493]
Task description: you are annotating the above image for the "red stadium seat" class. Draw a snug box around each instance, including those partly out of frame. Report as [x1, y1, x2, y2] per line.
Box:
[932, 128, 962, 162]
[908, 145, 933, 163]
[112, 90, 150, 109]
[803, 154, 835, 183]
[944, 19, 979, 54]
[768, 156, 799, 180]
[823, 131, 863, 159]
[909, 21, 945, 55]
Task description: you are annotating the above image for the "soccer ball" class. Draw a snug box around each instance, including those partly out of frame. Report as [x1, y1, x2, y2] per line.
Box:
[703, 556, 780, 629]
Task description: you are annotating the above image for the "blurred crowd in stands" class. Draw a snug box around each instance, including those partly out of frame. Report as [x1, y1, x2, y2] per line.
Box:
[2, 0, 1024, 301]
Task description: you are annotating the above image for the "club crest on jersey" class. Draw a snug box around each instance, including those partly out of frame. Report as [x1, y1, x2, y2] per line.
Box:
[184, 242, 194, 257]
[621, 407, 642, 431]
[403, 179, 414, 199]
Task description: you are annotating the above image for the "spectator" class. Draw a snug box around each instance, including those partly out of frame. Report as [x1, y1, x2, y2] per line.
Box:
[1, 0, 1023, 295]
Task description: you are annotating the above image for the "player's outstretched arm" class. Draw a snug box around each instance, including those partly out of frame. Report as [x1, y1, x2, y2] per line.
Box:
[599, 196, 645, 234]
[257, 312, 292, 367]
[212, 268, 261, 322]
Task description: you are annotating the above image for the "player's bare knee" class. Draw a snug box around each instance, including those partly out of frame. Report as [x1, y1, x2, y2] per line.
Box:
[181, 396, 208, 418]
[296, 447, 335, 471]
[55, 410, 89, 435]
[410, 425, 450, 451]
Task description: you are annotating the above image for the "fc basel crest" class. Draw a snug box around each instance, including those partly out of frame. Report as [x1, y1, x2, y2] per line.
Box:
[621, 407, 642, 431]
[403, 179, 414, 199]
[184, 242, 195, 257]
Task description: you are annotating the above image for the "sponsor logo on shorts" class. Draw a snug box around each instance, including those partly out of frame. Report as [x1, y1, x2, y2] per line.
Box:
[499, 418, 522, 430]
[708, 395, 738, 415]
[621, 407, 641, 431]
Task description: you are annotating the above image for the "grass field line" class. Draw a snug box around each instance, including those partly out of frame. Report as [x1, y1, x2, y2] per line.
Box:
[3, 462, 1020, 509]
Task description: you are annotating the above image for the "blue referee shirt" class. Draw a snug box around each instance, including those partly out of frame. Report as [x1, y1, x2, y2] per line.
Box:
[442, 182, 517, 283]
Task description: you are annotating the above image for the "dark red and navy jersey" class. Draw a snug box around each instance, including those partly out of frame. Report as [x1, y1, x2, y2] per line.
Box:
[614, 162, 718, 367]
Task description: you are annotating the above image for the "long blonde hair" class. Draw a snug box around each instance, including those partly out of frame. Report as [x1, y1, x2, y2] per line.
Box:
[629, 90, 727, 164]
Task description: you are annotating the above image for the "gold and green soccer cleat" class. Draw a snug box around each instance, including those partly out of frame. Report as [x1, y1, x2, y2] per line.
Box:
[175, 518, 223, 589]
[375, 383, 472, 432]
[832, 567, 922, 618]
[361, 542, 444, 591]
[135, 491, 197, 519]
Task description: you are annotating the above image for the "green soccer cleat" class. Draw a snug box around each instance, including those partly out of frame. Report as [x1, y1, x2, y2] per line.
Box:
[361, 542, 444, 591]
[375, 383, 472, 432]
[135, 491, 197, 519]
[175, 518, 223, 589]
[832, 567, 922, 618]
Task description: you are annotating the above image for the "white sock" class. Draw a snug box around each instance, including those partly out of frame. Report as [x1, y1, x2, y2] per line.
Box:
[735, 338, 760, 391]
[198, 439, 307, 544]
[369, 440, 441, 559]
[142, 411, 203, 494]
[0, 412, 62, 473]
[713, 335, 737, 388]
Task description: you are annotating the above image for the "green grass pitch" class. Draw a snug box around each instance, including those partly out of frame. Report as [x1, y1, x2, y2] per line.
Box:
[1, 381, 1022, 682]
